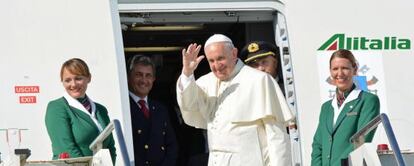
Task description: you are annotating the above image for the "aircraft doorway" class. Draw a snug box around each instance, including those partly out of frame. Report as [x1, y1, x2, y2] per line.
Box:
[120, 11, 279, 166]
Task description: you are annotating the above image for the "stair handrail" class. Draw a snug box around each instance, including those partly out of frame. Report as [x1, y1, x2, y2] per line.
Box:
[350, 113, 406, 166]
[89, 119, 131, 166]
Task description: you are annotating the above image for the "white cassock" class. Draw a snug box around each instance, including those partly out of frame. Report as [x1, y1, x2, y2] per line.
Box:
[177, 59, 294, 166]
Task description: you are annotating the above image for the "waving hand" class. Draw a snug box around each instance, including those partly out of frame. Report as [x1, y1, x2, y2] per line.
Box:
[182, 43, 205, 76]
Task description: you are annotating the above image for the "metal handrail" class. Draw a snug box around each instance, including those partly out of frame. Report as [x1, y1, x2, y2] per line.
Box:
[89, 119, 131, 166]
[350, 113, 406, 166]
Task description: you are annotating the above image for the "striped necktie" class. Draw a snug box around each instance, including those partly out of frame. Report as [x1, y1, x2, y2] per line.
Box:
[337, 92, 345, 107]
[138, 100, 150, 119]
[336, 84, 356, 107]
[79, 97, 91, 114]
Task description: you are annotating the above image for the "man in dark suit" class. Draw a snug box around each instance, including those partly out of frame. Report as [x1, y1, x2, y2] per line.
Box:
[127, 55, 178, 166]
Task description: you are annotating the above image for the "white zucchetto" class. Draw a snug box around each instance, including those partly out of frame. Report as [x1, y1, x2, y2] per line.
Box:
[204, 34, 234, 49]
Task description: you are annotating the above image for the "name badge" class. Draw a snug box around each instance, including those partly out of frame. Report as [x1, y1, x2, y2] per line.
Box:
[346, 112, 358, 116]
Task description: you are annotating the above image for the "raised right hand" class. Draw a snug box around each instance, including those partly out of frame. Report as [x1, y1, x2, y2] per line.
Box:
[182, 43, 205, 76]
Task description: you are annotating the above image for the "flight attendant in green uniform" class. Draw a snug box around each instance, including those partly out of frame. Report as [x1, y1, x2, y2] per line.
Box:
[311, 49, 380, 166]
[45, 58, 116, 163]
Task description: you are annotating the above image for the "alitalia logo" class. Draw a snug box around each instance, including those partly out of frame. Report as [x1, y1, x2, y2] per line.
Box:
[318, 34, 411, 51]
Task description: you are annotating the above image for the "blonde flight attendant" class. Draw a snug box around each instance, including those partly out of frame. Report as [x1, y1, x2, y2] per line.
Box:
[45, 58, 116, 163]
[311, 49, 380, 166]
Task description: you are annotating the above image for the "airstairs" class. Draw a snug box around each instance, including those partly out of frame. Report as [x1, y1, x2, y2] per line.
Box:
[347, 113, 413, 166]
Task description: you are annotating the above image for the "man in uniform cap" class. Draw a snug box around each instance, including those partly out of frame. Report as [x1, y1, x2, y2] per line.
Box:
[240, 41, 284, 94]
[176, 34, 293, 166]
[241, 41, 299, 160]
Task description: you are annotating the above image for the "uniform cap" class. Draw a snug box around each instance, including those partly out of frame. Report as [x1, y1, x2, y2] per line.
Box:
[240, 41, 280, 64]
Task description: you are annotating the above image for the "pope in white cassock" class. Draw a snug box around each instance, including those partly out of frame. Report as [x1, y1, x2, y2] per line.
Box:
[176, 34, 293, 166]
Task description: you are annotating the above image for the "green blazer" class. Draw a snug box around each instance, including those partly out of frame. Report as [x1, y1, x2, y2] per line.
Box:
[45, 95, 116, 163]
[311, 89, 380, 166]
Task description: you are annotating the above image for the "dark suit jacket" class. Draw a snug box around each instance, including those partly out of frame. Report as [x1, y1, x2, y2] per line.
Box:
[129, 96, 178, 166]
[311, 90, 380, 166]
[45, 97, 116, 162]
